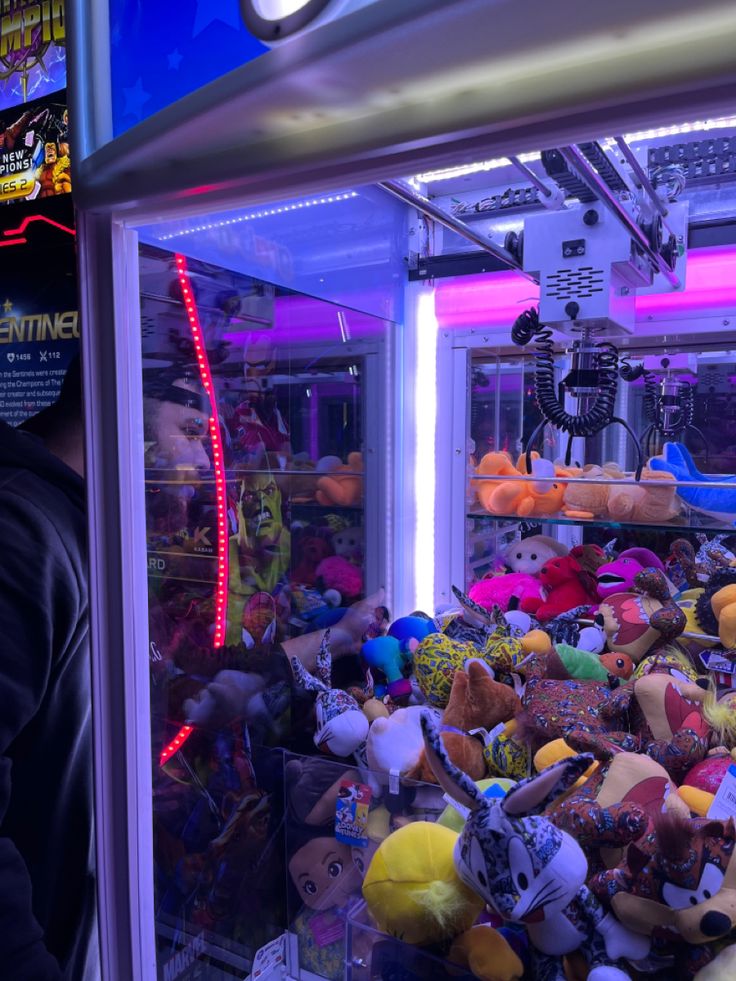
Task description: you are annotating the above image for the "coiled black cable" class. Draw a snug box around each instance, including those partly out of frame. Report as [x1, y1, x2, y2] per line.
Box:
[512, 306, 619, 436]
[620, 358, 657, 425]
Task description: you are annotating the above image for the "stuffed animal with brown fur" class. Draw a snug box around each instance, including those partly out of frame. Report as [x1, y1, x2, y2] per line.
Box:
[591, 811, 736, 977]
[407, 660, 520, 783]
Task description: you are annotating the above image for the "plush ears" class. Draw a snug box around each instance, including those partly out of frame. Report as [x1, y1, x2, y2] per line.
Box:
[290, 631, 369, 757]
[420, 711, 592, 817]
[408, 662, 521, 784]
[502, 535, 568, 576]
[592, 811, 736, 945]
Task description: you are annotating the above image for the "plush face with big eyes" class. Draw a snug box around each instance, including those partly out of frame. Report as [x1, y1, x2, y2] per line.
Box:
[288, 838, 362, 911]
[455, 806, 587, 922]
[596, 819, 736, 945]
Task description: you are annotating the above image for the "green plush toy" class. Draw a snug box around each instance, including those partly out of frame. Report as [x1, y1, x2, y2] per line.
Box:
[554, 642, 611, 682]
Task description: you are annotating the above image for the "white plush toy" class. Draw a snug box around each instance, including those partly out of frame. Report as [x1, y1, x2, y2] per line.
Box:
[503, 535, 568, 576]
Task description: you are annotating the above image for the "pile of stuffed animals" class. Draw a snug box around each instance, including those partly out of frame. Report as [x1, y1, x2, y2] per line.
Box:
[282, 531, 736, 980]
[472, 441, 736, 525]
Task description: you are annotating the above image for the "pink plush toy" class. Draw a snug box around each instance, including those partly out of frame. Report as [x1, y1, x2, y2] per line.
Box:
[468, 572, 546, 614]
[535, 555, 598, 621]
[315, 555, 363, 600]
[595, 547, 666, 600]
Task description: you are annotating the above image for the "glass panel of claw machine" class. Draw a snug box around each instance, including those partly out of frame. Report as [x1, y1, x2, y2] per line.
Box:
[430, 120, 736, 637]
[134, 188, 399, 977]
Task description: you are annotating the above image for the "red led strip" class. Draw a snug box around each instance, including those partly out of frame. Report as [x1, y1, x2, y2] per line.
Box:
[159, 724, 194, 766]
[174, 253, 229, 647]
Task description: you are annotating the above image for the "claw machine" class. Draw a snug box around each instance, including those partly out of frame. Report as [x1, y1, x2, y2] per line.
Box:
[67, 0, 736, 977]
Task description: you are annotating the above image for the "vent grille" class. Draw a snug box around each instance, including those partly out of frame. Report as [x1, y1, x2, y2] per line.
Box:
[545, 267, 605, 300]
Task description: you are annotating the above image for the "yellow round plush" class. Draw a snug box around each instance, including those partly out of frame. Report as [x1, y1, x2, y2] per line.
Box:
[534, 739, 597, 788]
[677, 785, 715, 817]
[521, 629, 551, 655]
[362, 822, 483, 944]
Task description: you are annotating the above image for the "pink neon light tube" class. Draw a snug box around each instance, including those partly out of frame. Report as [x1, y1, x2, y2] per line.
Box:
[434, 245, 736, 330]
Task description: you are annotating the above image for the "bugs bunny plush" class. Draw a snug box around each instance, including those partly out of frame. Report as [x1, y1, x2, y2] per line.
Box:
[420, 712, 650, 981]
[290, 631, 369, 758]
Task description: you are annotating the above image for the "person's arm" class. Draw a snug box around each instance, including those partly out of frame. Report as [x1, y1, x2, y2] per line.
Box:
[281, 589, 386, 672]
[0, 489, 70, 980]
[185, 589, 387, 725]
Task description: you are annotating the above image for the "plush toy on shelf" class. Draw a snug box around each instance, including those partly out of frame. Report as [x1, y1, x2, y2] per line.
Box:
[419, 714, 650, 979]
[513, 454, 573, 518]
[649, 442, 736, 523]
[315, 451, 363, 507]
[472, 451, 527, 515]
[607, 465, 680, 523]
[563, 463, 624, 519]
[407, 660, 521, 784]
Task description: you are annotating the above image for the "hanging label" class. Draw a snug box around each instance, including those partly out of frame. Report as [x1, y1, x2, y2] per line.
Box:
[248, 934, 287, 979]
[335, 780, 371, 847]
[308, 910, 346, 948]
[707, 763, 736, 820]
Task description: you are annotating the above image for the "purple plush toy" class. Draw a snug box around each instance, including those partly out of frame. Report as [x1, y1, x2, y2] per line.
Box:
[595, 548, 666, 600]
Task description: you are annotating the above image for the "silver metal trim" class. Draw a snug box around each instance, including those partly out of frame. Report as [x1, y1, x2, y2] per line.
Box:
[508, 155, 552, 198]
[71, 0, 736, 214]
[66, 0, 113, 163]
[78, 213, 156, 981]
[379, 179, 533, 279]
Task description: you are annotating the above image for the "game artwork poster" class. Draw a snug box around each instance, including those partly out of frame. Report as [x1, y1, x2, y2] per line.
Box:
[0, 194, 78, 425]
[0, 86, 69, 205]
[0, 0, 66, 110]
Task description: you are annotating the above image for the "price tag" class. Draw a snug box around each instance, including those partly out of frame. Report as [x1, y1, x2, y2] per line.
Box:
[707, 763, 736, 820]
[248, 934, 286, 979]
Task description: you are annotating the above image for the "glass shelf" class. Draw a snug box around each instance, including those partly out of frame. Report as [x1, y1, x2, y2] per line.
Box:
[466, 510, 736, 534]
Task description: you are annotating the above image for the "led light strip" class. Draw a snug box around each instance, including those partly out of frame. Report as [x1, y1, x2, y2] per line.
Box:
[413, 290, 438, 612]
[158, 192, 359, 241]
[175, 253, 229, 647]
[159, 724, 194, 766]
[416, 116, 736, 184]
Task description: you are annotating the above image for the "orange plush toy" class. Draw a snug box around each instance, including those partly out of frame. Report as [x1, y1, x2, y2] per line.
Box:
[472, 451, 525, 515]
[513, 454, 572, 518]
[315, 452, 363, 506]
[407, 660, 521, 783]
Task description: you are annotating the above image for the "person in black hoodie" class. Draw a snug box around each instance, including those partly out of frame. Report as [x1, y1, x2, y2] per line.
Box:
[0, 357, 98, 980]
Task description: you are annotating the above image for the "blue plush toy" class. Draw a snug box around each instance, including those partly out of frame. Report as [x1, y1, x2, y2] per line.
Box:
[388, 614, 436, 649]
[362, 636, 412, 699]
[649, 442, 736, 523]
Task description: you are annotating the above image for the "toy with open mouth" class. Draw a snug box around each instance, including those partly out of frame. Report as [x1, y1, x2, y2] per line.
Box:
[596, 548, 670, 601]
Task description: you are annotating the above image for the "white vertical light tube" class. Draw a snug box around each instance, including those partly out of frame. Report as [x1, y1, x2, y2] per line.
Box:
[414, 289, 438, 612]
